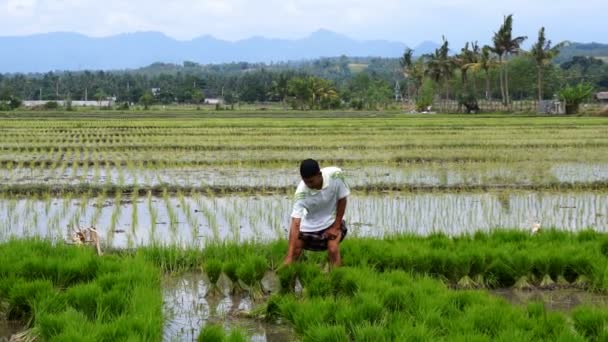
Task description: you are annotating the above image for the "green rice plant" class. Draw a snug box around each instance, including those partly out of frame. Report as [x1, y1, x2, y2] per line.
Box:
[329, 267, 359, 298]
[131, 187, 139, 234]
[236, 255, 267, 298]
[510, 252, 535, 290]
[486, 251, 516, 288]
[277, 264, 298, 294]
[65, 282, 102, 320]
[532, 252, 556, 289]
[572, 306, 608, 341]
[197, 324, 225, 342]
[525, 301, 571, 340]
[6, 278, 55, 321]
[203, 259, 223, 296]
[303, 324, 348, 342]
[352, 323, 391, 342]
[163, 189, 178, 233]
[451, 251, 479, 289]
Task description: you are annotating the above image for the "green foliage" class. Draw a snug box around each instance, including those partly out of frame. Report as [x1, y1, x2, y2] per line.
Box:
[416, 79, 435, 111]
[559, 83, 594, 113]
[43, 101, 60, 110]
[139, 91, 154, 109]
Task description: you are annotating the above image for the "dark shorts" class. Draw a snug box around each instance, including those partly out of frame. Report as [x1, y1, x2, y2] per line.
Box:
[298, 220, 348, 251]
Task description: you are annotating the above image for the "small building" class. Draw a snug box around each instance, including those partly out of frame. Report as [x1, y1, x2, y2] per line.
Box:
[596, 92, 608, 104]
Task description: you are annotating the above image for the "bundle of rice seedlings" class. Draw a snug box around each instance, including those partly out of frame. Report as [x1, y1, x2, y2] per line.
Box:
[236, 255, 267, 299]
[222, 260, 241, 294]
[570, 260, 594, 289]
[486, 254, 516, 288]
[511, 253, 535, 290]
[548, 255, 569, 288]
[453, 253, 479, 289]
[203, 259, 223, 296]
[277, 264, 298, 294]
[531, 252, 555, 290]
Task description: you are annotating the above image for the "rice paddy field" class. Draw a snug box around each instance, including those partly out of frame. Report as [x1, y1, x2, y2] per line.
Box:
[2, 110, 608, 341]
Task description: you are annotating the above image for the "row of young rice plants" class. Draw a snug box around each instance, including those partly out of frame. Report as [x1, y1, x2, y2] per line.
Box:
[137, 229, 608, 340]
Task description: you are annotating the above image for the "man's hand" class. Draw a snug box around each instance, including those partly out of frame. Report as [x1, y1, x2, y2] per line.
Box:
[323, 221, 342, 240]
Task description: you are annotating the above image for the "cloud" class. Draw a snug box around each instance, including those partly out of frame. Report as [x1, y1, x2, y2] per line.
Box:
[0, 0, 605, 46]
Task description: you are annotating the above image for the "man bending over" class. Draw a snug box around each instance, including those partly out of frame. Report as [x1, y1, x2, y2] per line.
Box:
[283, 159, 350, 267]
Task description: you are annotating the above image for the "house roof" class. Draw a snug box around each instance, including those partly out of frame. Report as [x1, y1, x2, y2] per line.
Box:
[597, 92, 608, 100]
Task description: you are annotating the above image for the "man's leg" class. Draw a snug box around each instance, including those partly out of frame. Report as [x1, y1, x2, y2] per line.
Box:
[327, 233, 342, 267]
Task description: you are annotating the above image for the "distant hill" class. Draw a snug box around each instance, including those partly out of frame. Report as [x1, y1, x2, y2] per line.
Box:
[554, 42, 608, 64]
[0, 30, 409, 73]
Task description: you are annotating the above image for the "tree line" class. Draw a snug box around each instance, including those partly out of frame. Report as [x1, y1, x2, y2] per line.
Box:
[1, 15, 607, 112]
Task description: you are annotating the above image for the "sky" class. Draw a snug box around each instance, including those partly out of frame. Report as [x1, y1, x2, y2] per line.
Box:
[1, 0, 606, 47]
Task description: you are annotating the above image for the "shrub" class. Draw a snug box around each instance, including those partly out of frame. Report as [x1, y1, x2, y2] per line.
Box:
[559, 83, 594, 114]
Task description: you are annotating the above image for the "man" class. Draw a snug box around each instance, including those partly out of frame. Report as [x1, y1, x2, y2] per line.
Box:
[283, 159, 350, 267]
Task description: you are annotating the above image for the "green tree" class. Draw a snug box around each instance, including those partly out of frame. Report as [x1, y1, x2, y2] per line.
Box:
[559, 83, 594, 114]
[529, 27, 565, 101]
[466, 46, 500, 100]
[94, 89, 107, 108]
[492, 14, 527, 107]
[191, 89, 204, 104]
[424, 37, 456, 104]
[139, 91, 154, 110]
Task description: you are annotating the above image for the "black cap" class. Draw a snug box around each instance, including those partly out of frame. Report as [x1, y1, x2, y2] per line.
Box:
[300, 159, 320, 178]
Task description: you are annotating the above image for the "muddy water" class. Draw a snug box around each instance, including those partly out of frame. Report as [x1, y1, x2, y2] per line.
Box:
[3, 163, 608, 188]
[0, 192, 606, 248]
[492, 288, 608, 311]
[162, 273, 294, 342]
[0, 320, 21, 341]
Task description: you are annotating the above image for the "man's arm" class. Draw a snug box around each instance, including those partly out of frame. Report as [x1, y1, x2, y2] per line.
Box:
[325, 196, 347, 239]
[284, 217, 302, 264]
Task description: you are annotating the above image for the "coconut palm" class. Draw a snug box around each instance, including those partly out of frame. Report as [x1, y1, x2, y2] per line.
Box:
[492, 14, 527, 107]
[456, 42, 480, 87]
[529, 27, 565, 102]
[400, 48, 423, 100]
[424, 37, 456, 103]
[466, 46, 500, 100]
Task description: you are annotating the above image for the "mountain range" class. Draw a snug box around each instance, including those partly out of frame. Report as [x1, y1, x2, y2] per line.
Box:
[0, 30, 440, 73]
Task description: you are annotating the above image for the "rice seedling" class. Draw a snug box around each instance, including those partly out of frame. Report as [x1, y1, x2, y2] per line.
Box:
[203, 259, 223, 296]
[236, 255, 267, 299]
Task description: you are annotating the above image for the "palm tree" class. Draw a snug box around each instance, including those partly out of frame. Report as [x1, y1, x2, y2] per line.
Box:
[466, 46, 500, 100]
[400, 48, 415, 99]
[269, 73, 290, 108]
[424, 37, 456, 106]
[456, 42, 480, 87]
[492, 14, 527, 107]
[529, 27, 565, 102]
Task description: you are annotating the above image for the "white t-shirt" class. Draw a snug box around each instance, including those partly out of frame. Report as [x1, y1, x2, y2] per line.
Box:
[291, 166, 350, 232]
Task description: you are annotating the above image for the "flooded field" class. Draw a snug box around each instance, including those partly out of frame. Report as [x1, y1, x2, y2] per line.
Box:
[0, 192, 606, 248]
[2, 115, 608, 340]
[163, 273, 293, 341]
